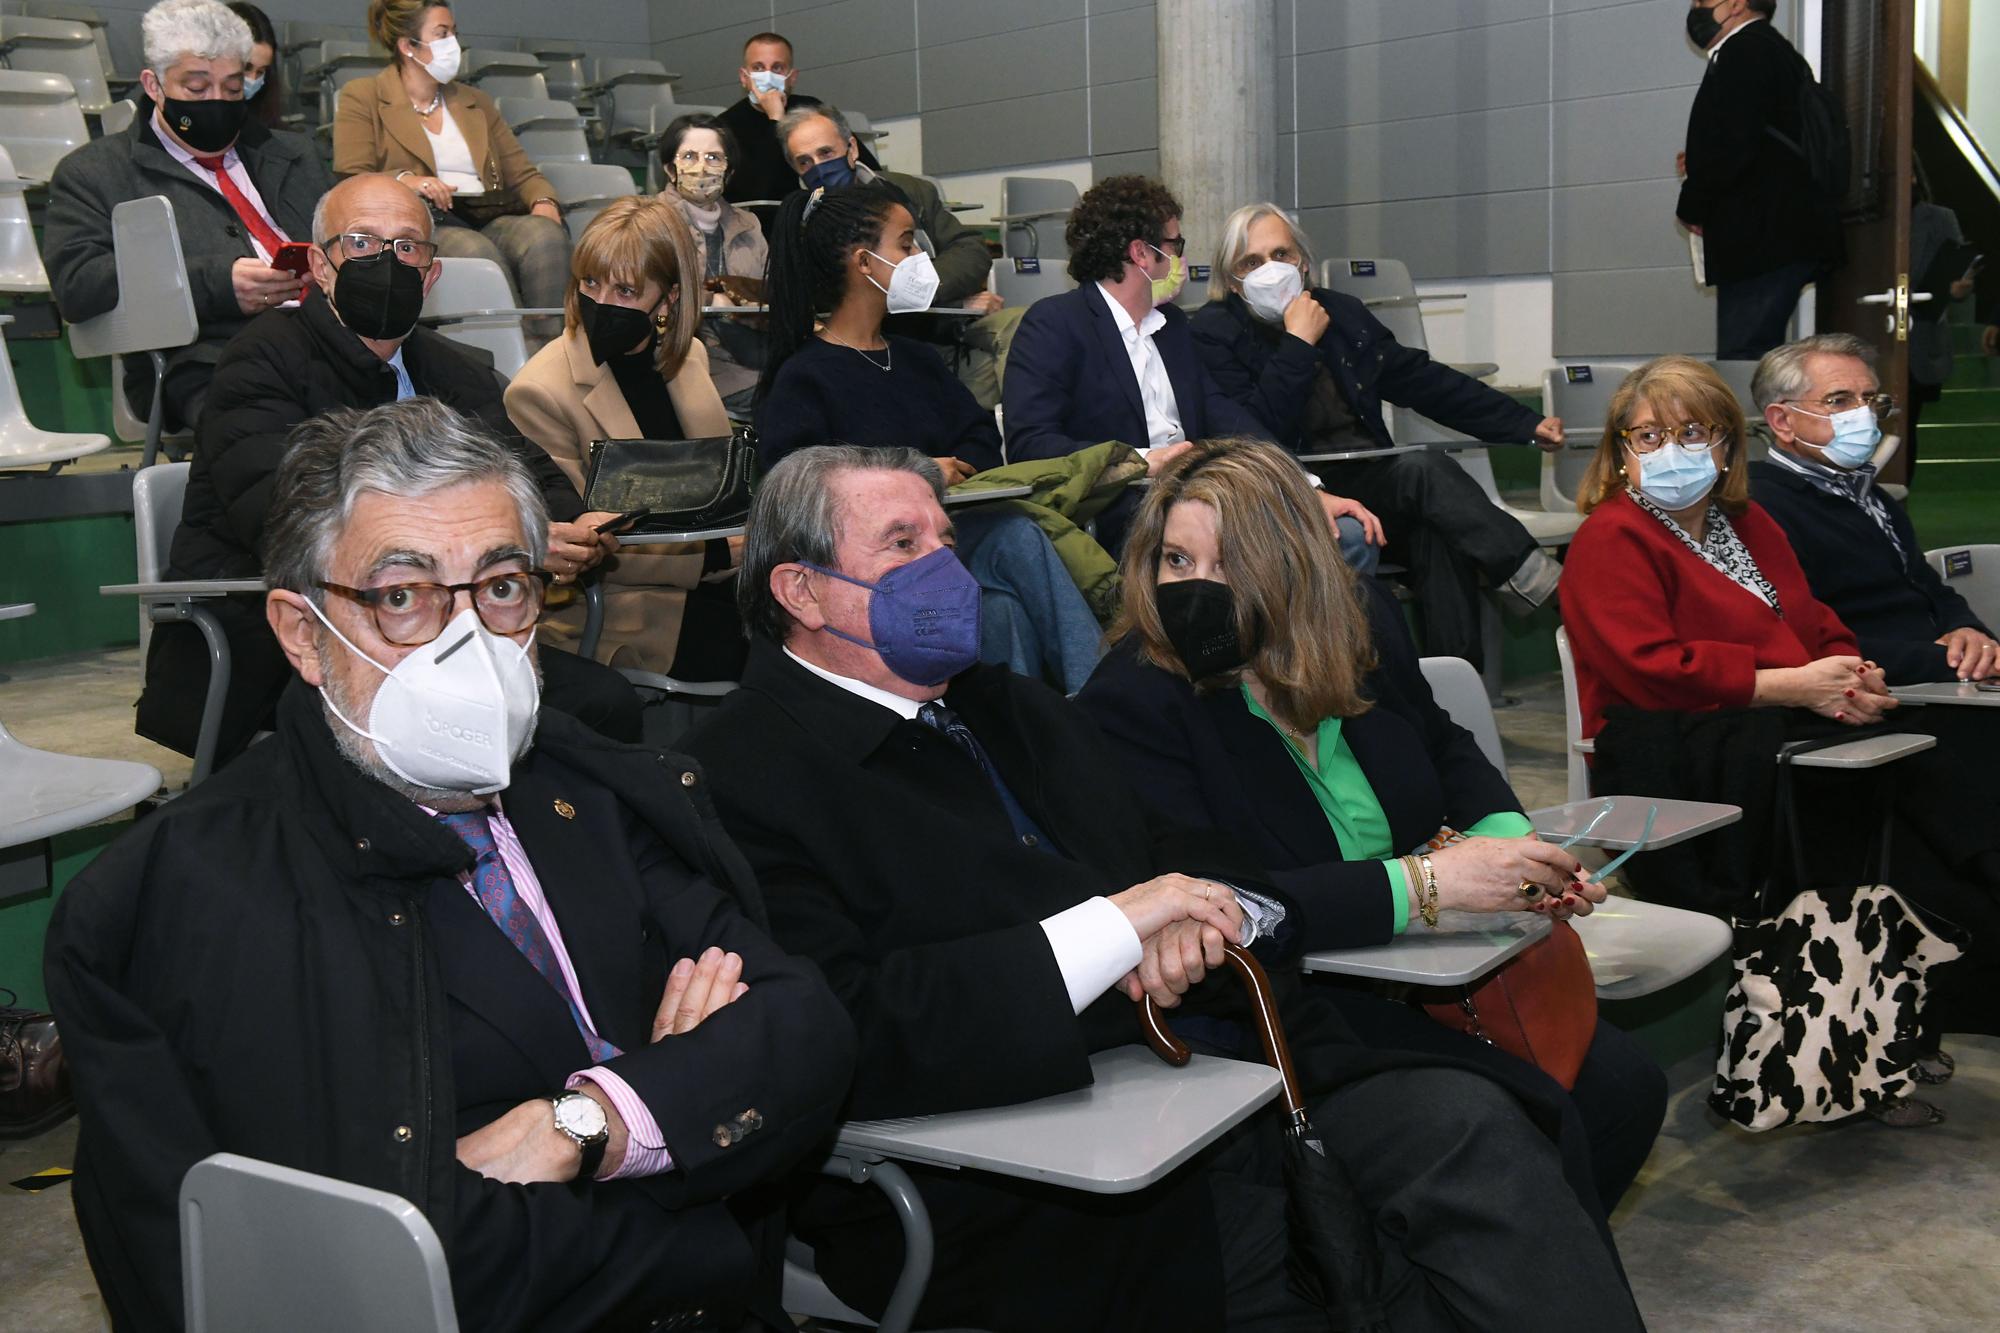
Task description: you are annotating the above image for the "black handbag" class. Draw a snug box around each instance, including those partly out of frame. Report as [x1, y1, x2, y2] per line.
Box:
[582, 430, 758, 532]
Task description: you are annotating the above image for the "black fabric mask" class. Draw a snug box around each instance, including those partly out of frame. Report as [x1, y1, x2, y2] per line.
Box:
[1157, 578, 1254, 681]
[157, 94, 249, 154]
[329, 251, 427, 342]
[577, 292, 659, 366]
[1685, 4, 1724, 49]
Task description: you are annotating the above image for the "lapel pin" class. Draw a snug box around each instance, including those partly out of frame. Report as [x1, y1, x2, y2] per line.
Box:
[553, 798, 576, 820]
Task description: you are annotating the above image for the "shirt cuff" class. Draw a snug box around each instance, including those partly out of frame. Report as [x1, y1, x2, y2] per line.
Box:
[1382, 858, 1411, 936]
[568, 1068, 674, 1181]
[1039, 896, 1144, 1014]
[1465, 810, 1536, 839]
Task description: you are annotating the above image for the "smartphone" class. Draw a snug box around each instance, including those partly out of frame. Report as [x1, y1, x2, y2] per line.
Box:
[272, 241, 313, 276]
[593, 509, 652, 535]
[1973, 680, 2000, 693]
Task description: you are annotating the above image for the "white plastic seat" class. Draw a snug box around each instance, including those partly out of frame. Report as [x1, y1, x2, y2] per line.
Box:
[0, 313, 111, 468]
[0, 144, 49, 294]
[997, 176, 1076, 260]
[23, 1, 128, 86]
[0, 717, 159, 850]
[844, 107, 887, 145]
[420, 256, 558, 380]
[1319, 256, 1498, 384]
[181, 1154, 458, 1333]
[0, 15, 109, 114]
[534, 161, 635, 242]
[96, 93, 134, 135]
[460, 48, 546, 102]
[1448, 448, 1584, 547]
[1925, 543, 2000, 633]
[992, 256, 1070, 309]
[524, 46, 586, 105]
[309, 40, 385, 125]
[65, 193, 197, 467]
[589, 56, 677, 93]
[1539, 362, 1644, 512]
[498, 95, 590, 167]
[0, 68, 89, 184]
[604, 80, 675, 149]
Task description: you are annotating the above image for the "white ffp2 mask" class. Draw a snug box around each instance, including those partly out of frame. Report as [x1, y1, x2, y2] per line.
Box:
[865, 248, 941, 315]
[1240, 260, 1306, 323]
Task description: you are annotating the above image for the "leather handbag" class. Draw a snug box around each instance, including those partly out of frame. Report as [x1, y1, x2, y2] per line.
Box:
[582, 430, 758, 532]
[1420, 922, 1597, 1090]
[0, 989, 74, 1139]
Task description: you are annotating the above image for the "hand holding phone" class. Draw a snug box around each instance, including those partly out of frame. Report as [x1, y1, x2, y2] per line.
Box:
[273, 241, 314, 277]
[593, 509, 652, 535]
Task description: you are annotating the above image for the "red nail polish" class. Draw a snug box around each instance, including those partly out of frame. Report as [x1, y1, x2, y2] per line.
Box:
[1844, 689, 1856, 698]
[1836, 711, 1847, 720]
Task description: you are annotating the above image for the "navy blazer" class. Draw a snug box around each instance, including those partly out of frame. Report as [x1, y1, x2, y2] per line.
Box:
[1189, 291, 1541, 453]
[1749, 458, 1990, 683]
[1000, 283, 1270, 462]
[1075, 579, 1521, 952]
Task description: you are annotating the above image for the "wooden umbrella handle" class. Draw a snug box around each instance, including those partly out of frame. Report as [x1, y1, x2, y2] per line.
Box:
[1136, 943, 1307, 1120]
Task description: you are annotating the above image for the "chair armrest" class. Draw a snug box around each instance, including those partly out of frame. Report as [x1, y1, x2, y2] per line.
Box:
[617, 669, 738, 699]
[509, 113, 588, 132]
[100, 579, 265, 599]
[1782, 733, 1937, 768]
[1528, 796, 1743, 851]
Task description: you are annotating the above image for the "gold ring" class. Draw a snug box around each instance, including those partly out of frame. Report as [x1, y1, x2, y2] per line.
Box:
[1519, 880, 1543, 900]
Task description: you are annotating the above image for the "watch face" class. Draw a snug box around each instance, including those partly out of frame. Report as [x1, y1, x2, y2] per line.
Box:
[554, 1093, 607, 1140]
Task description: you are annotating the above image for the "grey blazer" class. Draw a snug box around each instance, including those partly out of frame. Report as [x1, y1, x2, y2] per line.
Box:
[44, 113, 332, 388]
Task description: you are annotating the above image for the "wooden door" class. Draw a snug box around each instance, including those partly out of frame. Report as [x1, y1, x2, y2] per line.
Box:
[1814, 0, 1917, 481]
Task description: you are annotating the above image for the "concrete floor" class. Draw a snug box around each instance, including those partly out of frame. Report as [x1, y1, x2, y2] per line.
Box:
[3, 655, 1997, 1331]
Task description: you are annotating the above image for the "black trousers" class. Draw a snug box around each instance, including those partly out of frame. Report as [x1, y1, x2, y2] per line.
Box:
[1715, 259, 1818, 362]
[1318, 451, 1539, 667]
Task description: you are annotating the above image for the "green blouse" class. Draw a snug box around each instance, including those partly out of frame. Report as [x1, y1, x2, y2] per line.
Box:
[1242, 686, 1532, 933]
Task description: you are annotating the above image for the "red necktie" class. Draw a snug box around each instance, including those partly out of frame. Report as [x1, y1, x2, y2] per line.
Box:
[193, 154, 286, 260]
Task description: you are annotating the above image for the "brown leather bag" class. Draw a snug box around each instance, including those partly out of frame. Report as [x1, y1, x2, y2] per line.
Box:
[1420, 921, 1598, 1090]
[0, 990, 74, 1139]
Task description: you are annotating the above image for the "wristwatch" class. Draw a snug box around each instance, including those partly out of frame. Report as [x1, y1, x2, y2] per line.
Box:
[550, 1091, 610, 1180]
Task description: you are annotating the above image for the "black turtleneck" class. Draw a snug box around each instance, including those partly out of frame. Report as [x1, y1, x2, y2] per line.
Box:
[605, 345, 683, 441]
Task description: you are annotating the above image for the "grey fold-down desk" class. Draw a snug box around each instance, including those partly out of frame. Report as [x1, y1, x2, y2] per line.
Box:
[1890, 681, 2000, 708]
[617, 485, 1035, 547]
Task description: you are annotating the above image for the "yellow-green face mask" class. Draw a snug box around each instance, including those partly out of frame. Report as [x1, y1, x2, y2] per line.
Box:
[1148, 248, 1187, 306]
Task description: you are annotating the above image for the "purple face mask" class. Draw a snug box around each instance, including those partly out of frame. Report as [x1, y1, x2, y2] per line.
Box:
[805, 546, 984, 686]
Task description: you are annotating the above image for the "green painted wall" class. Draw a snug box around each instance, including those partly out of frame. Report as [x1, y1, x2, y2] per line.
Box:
[0, 821, 128, 1011]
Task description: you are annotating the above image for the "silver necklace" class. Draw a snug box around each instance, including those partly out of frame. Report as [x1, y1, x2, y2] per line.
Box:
[414, 91, 442, 115]
[822, 330, 891, 371]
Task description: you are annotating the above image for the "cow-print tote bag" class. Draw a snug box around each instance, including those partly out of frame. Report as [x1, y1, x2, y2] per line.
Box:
[1709, 738, 1962, 1131]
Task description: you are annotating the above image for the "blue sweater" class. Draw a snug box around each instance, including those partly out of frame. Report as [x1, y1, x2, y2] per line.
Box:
[752, 335, 1002, 473]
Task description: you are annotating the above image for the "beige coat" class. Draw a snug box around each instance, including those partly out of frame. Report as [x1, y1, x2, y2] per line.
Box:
[333, 65, 556, 210]
[505, 331, 733, 673]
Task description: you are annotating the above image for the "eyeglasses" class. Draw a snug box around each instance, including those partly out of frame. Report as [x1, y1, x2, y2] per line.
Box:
[1230, 245, 1301, 278]
[1151, 236, 1187, 258]
[316, 570, 551, 646]
[673, 149, 727, 167]
[1782, 391, 1900, 419]
[1617, 423, 1729, 454]
[322, 232, 439, 267]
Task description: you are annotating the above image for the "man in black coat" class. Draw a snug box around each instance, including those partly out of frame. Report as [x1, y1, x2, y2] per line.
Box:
[679, 445, 1645, 1333]
[1191, 203, 1567, 668]
[1677, 0, 1843, 360]
[716, 31, 878, 211]
[142, 173, 640, 762]
[46, 400, 856, 1333]
[1749, 332, 1998, 684]
[43, 0, 331, 432]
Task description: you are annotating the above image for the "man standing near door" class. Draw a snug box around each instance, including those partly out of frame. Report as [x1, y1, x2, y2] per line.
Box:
[1676, 0, 1843, 360]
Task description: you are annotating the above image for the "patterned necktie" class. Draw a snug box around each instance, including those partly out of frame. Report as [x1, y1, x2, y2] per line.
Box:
[435, 808, 621, 1062]
[192, 153, 287, 260]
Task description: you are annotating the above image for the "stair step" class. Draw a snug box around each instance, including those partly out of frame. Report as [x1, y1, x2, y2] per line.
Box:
[1924, 387, 2000, 423]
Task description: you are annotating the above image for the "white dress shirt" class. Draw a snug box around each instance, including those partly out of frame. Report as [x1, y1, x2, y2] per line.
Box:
[1094, 281, 1184, 449]
[153, 112, 290, 265]
[423, 110, 485, 194]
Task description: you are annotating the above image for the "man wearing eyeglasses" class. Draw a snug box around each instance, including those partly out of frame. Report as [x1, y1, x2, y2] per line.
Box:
[1749, 332, 2000, 685]
[48, 398, 857, 1332]
[143, 173, 643, 766]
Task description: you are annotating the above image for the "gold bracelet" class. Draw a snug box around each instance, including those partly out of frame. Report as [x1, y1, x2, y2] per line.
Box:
[1417, 855, 1441, 929]
[1398, 855, 1423, 926]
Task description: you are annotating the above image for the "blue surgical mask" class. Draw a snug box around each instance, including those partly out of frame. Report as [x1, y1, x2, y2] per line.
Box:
[1635, 444, 1719, 511]
[243, 74, 266, 100]
[804, 546, 984, 686]
[748, 69, 787, 96]
[800, 156, 855, 192]
[1790, 404, 1882, 469]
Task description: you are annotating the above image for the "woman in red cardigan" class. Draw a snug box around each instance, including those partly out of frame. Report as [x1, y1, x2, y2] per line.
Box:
[1559, 356, 1999, 1126]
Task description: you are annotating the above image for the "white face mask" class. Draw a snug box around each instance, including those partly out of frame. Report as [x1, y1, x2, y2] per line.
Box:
[865, 248, 940, 315]
[416, 32, 461, 85]
[1239, 260, 1305, 323]
[310, 603, 539, 796]
[748, 68, 786, 96]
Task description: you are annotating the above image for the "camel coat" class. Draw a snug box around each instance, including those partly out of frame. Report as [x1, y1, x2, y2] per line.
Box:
[333, 64, 556, 210]
[506, 331, 734, 672]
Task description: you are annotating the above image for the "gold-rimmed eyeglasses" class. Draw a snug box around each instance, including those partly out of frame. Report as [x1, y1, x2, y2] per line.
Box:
[1617, 423, 1729, 454]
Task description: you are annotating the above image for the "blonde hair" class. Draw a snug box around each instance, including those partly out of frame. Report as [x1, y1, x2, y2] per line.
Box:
[565, 196, 701, 383]
[1113, 438, 1375, 730]
[369, 0, 446, 62]
[1577, 355, 1752, 516]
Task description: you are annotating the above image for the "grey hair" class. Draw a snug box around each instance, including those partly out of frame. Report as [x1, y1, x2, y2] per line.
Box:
[739, 445, 944, 643]
[263, 400, 549, 598]
[311, 174, 437, 246]
[142, 0, 253, 78]
[1210, 201, 1316, 302]
[776, 102, 851, 161]
[1750, 333, 1878, 412]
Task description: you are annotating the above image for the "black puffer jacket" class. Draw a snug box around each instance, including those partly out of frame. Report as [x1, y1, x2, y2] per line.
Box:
[170, 289, 582, 579]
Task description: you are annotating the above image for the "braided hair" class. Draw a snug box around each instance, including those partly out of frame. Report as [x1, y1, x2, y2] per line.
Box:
[755, 180, 902, 406]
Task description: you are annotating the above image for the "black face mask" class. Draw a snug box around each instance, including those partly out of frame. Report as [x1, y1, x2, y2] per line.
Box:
[1685, 4, 1725, 49]
[328, 250, 427, 342]
[577, 291, 659, 366]
[1157, 578, 1255, 681]
[157, 94, 249, 154]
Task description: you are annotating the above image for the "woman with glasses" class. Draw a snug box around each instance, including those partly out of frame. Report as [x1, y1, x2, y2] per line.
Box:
[336, 0, 571, 345]
[1075, 437, 1666, 1213]
[505, 197, 746, 683]
[1562, 356, 2000, 1124]
[656, 112, 768, 414]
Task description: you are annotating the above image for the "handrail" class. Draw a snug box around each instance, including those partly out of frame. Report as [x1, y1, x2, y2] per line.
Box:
[1917, 60, 2000, 211]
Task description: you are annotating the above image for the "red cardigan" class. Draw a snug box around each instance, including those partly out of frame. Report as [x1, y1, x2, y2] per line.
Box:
[1558, 491, 1859, 739]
